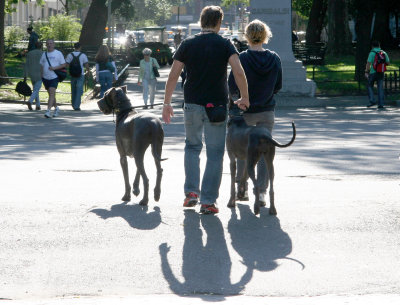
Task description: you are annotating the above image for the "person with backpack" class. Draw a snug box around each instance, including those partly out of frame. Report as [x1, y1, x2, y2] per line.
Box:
[65, 42, 89, 111]
[365, 40, 390, 109]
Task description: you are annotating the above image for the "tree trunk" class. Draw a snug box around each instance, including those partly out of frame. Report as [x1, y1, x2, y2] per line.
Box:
[79, 0, 108, 47]
[326, 0, 352, 55]
[354, 0, 374, 82]
[0, 0, 8, 85]
[305, 0, 328, 44]
[371, 4, 394, 48]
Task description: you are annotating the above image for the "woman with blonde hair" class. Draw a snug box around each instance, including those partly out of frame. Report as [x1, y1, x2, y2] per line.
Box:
[228, 19, 282, 205]
[95, 45, 118, 98]
[138, 48, 160, 109]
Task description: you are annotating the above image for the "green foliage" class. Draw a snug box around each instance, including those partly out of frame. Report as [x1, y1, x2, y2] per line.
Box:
[5, 0, 44, 13]
[33, 14, 82, 41]
[4, 26, 25, 49]
[49, 14, 82, 41]
[221, 0, 249, 7]
[292, 0, 313, 18]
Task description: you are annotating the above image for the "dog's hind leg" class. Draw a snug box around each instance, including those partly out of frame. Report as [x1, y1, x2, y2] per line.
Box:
[151, 127, 164, 202]
[120, 155, 131, 201]
[132, 170, 140, 196]
[227, 153, 236, 208]
[134, 151, 149, 206]
[152, 150, 163, 202]
[247, 152, 261, 215]
[264, 152, 276, 215]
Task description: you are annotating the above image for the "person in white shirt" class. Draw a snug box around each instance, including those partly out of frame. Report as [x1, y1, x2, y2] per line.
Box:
[39, 39, 66, 118]
[65, 42, 89, 110]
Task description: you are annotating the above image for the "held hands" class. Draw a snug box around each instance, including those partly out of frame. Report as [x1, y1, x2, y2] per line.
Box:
[234, 96, 250, 111]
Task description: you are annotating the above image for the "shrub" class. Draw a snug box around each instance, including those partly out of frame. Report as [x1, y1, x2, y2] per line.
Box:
[4, 26, 25, 49]
[33, 14, 82, 41]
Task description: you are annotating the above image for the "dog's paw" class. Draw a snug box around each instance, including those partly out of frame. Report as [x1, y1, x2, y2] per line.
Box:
[139, 198, 149, 206]
[254, 202, 260, 215]
[269, 207, 277, 215]
[227, 200, 236, 208]
[132, 187, 140, 196]
[154, 189, 161, 202]
[122, 194, 131, 201]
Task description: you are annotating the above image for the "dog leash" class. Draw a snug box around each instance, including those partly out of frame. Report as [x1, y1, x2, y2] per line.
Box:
[131, 100, 183, 109]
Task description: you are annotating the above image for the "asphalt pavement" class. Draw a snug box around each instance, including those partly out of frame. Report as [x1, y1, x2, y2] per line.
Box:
[1, 66, 400, 304]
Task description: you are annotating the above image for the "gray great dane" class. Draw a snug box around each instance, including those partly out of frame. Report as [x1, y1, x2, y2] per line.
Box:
[226, 115, 296, 215]
[97, 86, 165, 206]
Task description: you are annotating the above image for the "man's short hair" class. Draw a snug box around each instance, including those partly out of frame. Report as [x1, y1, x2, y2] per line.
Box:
[35, 41, 43, 49]
[74, 42, 81, 49]
[27, 27, 33, 32]
[200, 6, 224, 29]
[372, 40, 380, 48]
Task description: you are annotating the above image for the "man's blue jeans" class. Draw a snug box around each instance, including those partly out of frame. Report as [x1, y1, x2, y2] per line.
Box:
[99, 71, 113, 98]
[28, 80, 42, 106]
[367, 72, 384, 106]
[183, 103, 227, 205]
[71, 75, 85, 109]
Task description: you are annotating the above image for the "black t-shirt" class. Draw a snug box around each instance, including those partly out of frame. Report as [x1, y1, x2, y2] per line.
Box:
[174, 33, 238, 106]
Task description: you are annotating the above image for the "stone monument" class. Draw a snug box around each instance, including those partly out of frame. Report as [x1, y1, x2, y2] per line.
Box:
[249, 0, 316, 96]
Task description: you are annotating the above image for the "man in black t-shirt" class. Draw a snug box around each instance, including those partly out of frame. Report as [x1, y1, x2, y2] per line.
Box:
[162, 5, 249, 215]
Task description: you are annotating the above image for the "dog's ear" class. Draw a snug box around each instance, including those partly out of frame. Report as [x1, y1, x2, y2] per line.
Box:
[121, 86, 127, 93]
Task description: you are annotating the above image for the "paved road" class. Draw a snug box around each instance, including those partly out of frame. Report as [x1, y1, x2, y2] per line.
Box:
[1, 66, 400, 304]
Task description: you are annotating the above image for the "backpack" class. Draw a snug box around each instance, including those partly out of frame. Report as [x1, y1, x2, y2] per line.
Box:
[373, 51, 386, 73]
[69, 52, 82, 77]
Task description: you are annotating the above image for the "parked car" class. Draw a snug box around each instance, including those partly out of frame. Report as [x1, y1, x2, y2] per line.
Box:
[127, 27, 173, 66]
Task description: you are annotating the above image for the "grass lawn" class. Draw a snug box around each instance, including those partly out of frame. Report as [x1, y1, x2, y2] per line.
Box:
[306, 49, 400, 97]
[1, 52, 94, 104]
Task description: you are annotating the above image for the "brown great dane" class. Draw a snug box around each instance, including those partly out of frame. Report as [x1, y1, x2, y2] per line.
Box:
[97, 86, 165, 206]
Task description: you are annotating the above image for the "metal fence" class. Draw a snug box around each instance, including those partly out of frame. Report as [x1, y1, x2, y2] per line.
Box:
[1, 41, 130, 101]
[308, 66, 400, 95]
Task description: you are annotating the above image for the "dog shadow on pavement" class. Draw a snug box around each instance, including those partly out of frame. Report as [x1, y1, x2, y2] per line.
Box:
[159, 210, 252, 300]
[91, 202, 161, 230]
[228, 203, 304, 273]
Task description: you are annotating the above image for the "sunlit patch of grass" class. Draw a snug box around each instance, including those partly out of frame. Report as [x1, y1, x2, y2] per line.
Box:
[1, 52, 92, 103]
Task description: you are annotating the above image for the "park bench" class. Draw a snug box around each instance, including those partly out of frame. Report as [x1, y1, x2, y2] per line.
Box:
[292, 43, 327, 65]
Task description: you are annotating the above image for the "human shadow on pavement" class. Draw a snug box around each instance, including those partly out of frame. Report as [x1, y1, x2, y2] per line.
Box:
[159, 210, 252, 300]
[90, 202, 161, 230]
[228, 203, 304, 275]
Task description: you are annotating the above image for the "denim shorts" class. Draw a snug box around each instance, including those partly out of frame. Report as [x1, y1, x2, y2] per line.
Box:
[42, 77, 59, 90]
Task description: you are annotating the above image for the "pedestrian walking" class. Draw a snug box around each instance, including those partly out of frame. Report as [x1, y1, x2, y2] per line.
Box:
[39, 39, 66, 118]
[365, 40, 390, 109]
[228, 19, 282, 204]
[95, 45, 118, 98]
[27, 27, 39, 52]
[65, 42, 89, 111]
[174, 29, 182, 49]
[24, 41, 43, 110]
[162, 5, 249, 214]
[138, 48, 160, 109]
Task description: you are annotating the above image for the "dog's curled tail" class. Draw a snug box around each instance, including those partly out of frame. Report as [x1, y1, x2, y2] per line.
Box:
[272, 121, 296, 148]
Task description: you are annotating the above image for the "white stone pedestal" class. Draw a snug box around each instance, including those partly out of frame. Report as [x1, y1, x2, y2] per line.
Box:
[250, 0, 315, 96]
